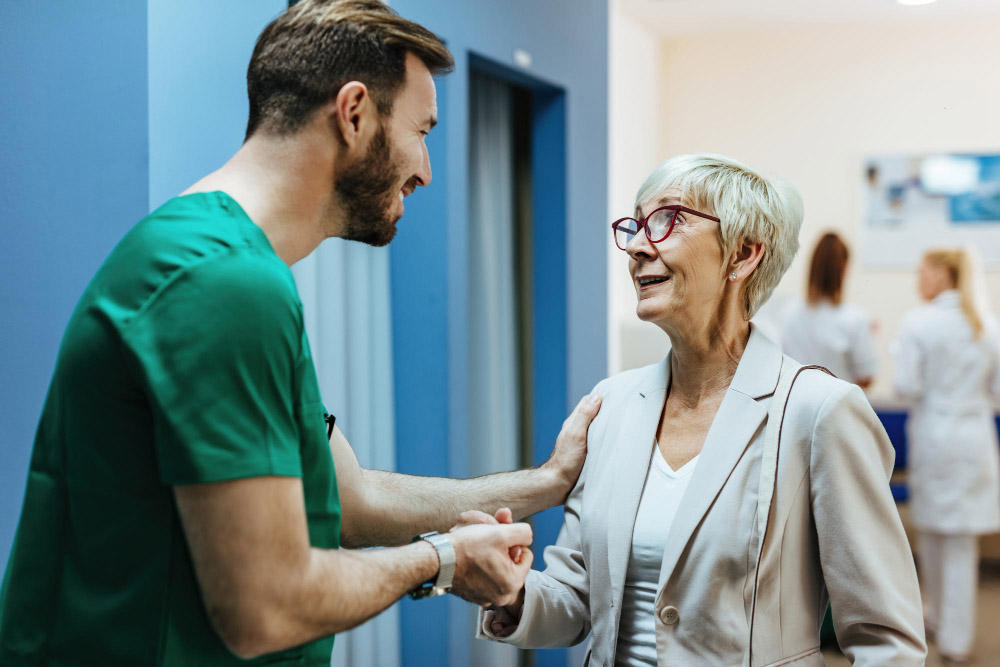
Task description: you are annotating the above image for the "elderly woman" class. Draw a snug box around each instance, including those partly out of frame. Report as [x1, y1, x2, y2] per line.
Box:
[476, 155, 925, 665]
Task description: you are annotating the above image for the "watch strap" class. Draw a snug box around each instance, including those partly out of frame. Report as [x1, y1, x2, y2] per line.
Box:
[422, 532, 456, 589]
[408, 531, 456, 599]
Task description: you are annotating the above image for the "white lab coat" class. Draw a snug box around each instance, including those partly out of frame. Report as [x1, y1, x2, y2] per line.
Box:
[894, 290, 1000, 535]
[781, 299, 877, 383]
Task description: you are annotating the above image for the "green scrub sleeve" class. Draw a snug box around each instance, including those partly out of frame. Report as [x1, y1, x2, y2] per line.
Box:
[123, 251, 306, 485]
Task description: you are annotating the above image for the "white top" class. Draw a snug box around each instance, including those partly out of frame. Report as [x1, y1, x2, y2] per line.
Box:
[781, 299, 877, 383]
[614, 445, 699, 666]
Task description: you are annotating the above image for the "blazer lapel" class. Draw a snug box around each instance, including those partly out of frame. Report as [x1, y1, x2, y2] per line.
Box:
[654, 389, 767, 592]
[655, 326, 782, 593]
[607, 356, 670, 607]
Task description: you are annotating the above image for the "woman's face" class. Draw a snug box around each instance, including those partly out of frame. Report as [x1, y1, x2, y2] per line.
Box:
[626, 189, 727, 330]
[917, 258, 952, 301]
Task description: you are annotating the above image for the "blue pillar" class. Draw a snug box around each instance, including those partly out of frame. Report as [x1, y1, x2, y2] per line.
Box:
[390, 74, 456, 666]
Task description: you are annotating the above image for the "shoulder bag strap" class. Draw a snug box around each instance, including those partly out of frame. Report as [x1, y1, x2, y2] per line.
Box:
[743, 359, 832, 667]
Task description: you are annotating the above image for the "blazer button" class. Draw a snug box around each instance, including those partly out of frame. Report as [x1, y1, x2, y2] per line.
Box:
[659, 606, 679, 625]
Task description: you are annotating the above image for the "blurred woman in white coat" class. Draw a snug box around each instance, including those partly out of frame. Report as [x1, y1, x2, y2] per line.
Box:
[782, 232, 877, 388]
[473, 154, 925, 666]
[895, 247, 1000, 664]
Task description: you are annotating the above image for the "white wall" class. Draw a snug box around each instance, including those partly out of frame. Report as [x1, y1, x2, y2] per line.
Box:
[609, 15, 1000, 401]
[608, 7, 672, 376]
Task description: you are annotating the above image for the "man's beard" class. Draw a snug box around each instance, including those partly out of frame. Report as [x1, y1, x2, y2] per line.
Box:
[334, 124, 404, 247]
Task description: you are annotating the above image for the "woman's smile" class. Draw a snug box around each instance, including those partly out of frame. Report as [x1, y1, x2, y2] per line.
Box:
[636, 273, 671, 295]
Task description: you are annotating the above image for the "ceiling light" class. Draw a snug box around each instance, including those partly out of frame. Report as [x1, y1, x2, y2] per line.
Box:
[896, 0, 939, 5]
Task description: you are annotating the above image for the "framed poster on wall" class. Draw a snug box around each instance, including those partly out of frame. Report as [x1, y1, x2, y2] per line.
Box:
[861, 152, 1000, 267]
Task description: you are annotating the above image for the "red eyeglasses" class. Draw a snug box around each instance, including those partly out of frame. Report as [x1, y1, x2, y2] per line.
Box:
[611, 205, 720, 251]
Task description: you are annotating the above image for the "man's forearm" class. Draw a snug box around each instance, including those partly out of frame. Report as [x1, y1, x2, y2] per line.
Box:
[333, 393, 601, 548]
[228, 541, 438, 658]
[348, 466, 567, 547]
[294, 542, 439, 635]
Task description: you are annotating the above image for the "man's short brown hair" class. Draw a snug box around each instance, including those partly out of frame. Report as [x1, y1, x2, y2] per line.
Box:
[246, 0, 453, 138]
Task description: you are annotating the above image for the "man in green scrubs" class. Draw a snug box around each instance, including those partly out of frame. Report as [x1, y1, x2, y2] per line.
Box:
[0, 1, 601, 665]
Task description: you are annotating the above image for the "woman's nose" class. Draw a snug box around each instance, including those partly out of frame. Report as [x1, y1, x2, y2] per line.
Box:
[626, 228, 656, 260]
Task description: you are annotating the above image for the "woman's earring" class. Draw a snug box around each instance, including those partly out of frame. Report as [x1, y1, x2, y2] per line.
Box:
[730, 272, 737, 281]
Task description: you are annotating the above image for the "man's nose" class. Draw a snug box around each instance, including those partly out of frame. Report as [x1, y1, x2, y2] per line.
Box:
[415, 143, 432, 187]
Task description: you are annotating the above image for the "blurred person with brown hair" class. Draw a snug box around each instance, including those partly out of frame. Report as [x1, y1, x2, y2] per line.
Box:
[895, 247, 1000, 665]
[781, 232, 877, 388]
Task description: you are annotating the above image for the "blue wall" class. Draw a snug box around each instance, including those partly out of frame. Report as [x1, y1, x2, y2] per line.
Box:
[389, 2, 609, 665]
[1, 3, 609, 665]
[0, 1, 149, 575]
[0, 0, 284, 577]
[148, 0, 285, 210]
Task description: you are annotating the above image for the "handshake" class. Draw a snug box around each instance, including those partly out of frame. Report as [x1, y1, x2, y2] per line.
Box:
[413, 393, 601, 614]
[441, 507, 532, 610]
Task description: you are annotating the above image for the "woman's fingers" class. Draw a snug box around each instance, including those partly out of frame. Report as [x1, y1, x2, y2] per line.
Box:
[494, 507, 518, 561]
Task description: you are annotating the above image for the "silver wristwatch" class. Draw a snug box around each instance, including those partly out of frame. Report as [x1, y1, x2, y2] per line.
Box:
[409, 531, 456, 599]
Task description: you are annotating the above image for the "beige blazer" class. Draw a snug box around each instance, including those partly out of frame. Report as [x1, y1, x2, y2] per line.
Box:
[479, 328, 925, 666]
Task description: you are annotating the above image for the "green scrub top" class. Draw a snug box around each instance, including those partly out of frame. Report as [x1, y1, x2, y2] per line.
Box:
[0, 192, 341, 666]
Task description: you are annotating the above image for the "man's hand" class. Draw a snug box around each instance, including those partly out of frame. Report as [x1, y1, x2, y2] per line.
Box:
[447, 521, 533, 607]
[452, 507, 521, 562]
[541, 393, 602, 500]
[452, 507, 527, 629]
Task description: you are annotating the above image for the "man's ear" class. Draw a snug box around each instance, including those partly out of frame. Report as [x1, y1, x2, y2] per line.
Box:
[331, 81, 373, 149]
[730, 239, 765, 282]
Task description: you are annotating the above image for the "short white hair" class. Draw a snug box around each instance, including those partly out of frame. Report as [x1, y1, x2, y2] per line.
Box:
[635, 153, 803, 318]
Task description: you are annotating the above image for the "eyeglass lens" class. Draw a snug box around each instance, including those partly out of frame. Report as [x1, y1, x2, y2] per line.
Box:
[614, 208, 676, 250]
[646, 208, 674, 242]
[614, 218, 641, 249]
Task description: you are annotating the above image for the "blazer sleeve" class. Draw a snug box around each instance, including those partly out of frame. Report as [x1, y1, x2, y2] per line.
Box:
[476, 479, 592, 648]
[809, 382, 927, 666]
[477, 383, 609, 649]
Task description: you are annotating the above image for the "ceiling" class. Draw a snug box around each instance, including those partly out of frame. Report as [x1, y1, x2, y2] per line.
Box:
[617, 0, 1000, 34]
